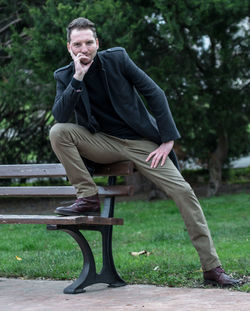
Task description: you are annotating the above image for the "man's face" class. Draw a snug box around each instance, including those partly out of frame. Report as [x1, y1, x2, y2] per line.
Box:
[67, 28, 99, 65]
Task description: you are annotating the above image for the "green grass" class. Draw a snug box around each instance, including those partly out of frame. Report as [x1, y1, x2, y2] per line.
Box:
[0, 193, 249, 292]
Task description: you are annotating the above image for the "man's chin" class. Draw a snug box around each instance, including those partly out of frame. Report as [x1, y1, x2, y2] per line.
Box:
[80, 58, 91, 65]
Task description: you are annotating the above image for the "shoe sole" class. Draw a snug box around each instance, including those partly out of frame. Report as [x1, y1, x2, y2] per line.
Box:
[204, 279, 239, 287]
[54, 211, 100, 216]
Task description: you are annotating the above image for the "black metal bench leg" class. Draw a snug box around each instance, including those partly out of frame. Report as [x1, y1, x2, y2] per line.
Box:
[100, 225, 126, 288]
[60, 227, 97, 294]
[47, 224, 126, 294]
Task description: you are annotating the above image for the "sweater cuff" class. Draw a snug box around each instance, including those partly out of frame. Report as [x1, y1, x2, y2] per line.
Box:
[71, 78, 83, 91]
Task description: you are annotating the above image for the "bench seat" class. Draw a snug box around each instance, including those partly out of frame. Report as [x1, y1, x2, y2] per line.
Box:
[0, 215, 123, 225]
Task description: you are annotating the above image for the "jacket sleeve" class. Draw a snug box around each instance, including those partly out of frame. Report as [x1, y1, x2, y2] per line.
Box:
[121, 49, 180, 142]
[52, 71, 83, 123]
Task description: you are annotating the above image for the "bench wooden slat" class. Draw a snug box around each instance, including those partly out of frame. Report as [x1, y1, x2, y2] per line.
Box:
[0, 185, 133, 197]
[0, 215, 123, 225]
[0, 161, 134, 178]
[95, 161, 134, 176]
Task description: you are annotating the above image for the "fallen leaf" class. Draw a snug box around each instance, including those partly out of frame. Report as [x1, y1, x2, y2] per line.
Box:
[129, 250, 152, 257]
[15, 256, 22, 261]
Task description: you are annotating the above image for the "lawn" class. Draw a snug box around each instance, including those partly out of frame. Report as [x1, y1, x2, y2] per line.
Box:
[0, 193, 249, 292]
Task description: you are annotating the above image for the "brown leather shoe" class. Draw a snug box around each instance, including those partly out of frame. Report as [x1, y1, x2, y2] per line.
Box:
[54, 194, 100, 216]
[204, 266, 240, 287]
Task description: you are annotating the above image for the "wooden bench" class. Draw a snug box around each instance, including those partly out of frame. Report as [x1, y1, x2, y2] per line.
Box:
[0, 161, 134, 294]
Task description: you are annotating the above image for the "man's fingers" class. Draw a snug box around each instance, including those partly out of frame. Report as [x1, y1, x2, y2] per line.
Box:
[161, 154, 167, 166]
[147, 152, 168, 168]
[151, 154, 161, 168]
[146, 151, 155, 162]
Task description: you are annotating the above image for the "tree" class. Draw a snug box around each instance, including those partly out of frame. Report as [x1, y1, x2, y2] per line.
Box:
[0, 0, 55, 163]
[151, 0, 250, 195]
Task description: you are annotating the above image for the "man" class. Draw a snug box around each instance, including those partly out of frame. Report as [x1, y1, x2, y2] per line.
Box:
[50, 17, 239, 287]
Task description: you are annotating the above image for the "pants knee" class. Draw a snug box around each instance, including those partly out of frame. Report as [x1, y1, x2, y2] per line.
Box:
[180, 182, 194, 196]
[49, 123, 68, 143]
[171, 181, 194, 199]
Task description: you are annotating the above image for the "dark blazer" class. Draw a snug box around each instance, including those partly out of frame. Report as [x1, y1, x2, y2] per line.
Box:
[52, 47, 180, 168]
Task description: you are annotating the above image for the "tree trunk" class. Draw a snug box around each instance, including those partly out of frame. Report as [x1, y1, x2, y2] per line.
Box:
[207, 132, 228, 197]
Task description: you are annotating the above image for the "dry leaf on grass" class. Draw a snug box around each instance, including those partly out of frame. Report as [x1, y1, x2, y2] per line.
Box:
[129, 250, 152, 257]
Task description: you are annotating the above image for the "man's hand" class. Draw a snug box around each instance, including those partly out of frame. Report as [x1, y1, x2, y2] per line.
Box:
[146, 141, 174, 168]
[70, 49, 93, 81]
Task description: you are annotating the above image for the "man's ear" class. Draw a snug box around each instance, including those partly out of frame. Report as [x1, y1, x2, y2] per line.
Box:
[96, 38, 99, 50]
[67, 42, 71, 53]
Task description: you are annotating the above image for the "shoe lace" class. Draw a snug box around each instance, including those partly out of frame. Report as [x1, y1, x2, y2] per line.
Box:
[215, 266, 225, 274]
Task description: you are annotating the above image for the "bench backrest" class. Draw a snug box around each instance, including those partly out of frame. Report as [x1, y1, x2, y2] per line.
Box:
[0, 162, 134, 178]
[0, 161, 134, 198]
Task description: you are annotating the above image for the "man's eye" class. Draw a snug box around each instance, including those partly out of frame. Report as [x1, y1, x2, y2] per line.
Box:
[87, 41, 93, 45]
[74, 43, 80, 47]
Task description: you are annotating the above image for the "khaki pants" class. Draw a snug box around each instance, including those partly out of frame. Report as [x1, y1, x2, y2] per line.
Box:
[49, 123, 221, 271]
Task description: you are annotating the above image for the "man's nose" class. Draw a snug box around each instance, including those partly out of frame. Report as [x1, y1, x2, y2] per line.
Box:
[80, 44, 88, 54]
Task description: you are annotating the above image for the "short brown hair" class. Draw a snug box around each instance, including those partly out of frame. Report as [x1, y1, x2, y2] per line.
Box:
[67, 17, 97, 42]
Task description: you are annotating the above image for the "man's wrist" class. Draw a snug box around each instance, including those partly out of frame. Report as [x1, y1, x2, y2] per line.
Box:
[71, 77, 83, 91]
[163, 140, 174, 145]
[73, 73, 84, 81]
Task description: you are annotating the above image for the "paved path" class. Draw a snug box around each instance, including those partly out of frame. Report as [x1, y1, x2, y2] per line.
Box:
[0, 278, 249, 311]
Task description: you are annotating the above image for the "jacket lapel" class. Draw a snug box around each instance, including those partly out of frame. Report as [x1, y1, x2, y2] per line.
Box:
[100, 68, 112, 101]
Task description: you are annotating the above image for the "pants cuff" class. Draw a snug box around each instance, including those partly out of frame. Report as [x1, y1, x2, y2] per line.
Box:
[77, 190, 98, 199]
[202, 259, 221, 272]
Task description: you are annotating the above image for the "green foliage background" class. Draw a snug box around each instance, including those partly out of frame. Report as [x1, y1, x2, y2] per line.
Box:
[0, 0, 249, 165]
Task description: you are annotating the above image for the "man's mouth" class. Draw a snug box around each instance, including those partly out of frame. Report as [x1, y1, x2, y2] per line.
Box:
[80, 55, 90, 64]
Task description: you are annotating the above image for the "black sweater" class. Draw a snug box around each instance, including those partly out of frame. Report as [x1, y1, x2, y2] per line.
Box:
[83, 57, 141, 140]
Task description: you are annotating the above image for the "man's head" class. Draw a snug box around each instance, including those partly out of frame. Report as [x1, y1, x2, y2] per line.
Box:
[67, 17, 99, 65]
[67, 17, 97, 42]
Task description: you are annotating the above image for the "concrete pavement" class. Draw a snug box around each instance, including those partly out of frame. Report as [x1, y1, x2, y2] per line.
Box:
[0, 278, 249, 311]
